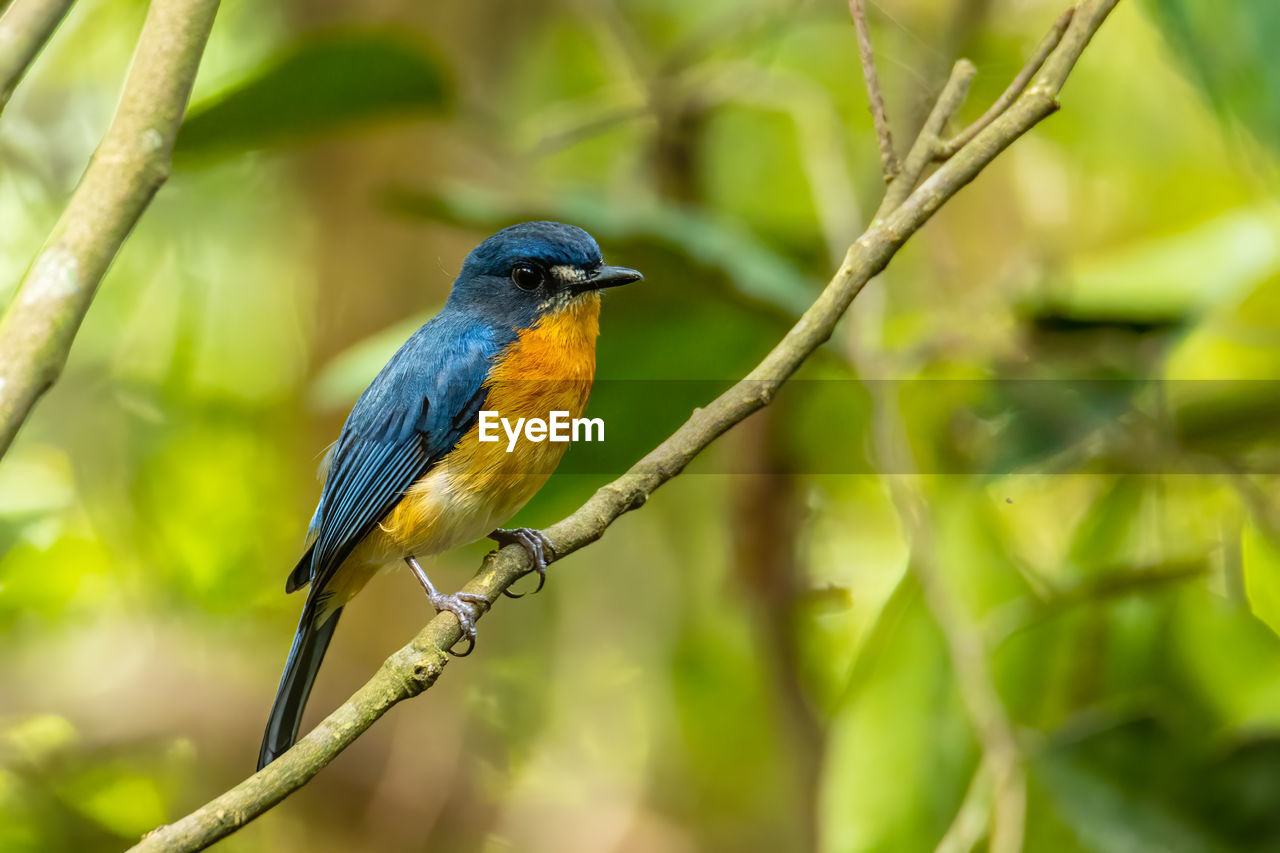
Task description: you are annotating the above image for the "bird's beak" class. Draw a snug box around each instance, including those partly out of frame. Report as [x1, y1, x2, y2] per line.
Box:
[575, 265, 643, 293]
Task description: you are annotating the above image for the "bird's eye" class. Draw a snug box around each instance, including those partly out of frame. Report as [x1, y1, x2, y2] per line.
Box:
[510, 264, 544, 292]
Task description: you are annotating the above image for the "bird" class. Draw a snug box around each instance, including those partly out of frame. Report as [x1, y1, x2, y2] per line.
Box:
[257, 221, 641, 770]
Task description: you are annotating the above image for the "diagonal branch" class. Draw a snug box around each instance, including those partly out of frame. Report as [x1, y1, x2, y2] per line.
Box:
[130, 1, 1121, 849]
[0, 0, 75, 112]
[849, 0, 898, 182]
[0, 0, 220, 458]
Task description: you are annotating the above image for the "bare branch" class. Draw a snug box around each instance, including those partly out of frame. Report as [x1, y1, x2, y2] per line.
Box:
[0, 0, 74, 112]
[130, 1, 1121, 849]
[901, 483, 1026, 853]
[985, 559, 1207, 647]
[849, 0, 898, 181]
[0, 0, 220, 458]
[877, 58, 975, 217]
[938, 7, 1075, 159]
[858, 371, 1023, 851]
[936, 760, 996, 853]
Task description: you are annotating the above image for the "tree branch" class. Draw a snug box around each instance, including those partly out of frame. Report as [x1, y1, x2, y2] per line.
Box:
[938, 7, 1075, 159]
[849, 0, 898, 182]
[131, 1, 1121, 849]
[876, 58, 975, 218]
[0, 0, 220, 458]
[903, 482, 1026, 853]
[857, 305, 1021, 849]
[935, 759, 996, 853]
[0, 0, 75, 113]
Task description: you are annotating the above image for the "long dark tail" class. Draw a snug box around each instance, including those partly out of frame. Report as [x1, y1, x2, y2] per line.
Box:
[257, 605, 343, 770]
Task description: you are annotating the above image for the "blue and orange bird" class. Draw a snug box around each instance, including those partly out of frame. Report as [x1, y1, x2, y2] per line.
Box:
[257, 222, 641, 769]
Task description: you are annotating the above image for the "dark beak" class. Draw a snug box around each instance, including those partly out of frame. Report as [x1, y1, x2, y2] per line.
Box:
[577, 265, 643, 293]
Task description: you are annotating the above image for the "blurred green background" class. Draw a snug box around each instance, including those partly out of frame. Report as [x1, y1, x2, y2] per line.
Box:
[3, 0, 1280, 850]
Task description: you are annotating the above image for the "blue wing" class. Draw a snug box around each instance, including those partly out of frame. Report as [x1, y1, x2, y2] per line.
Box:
[289, 314, 511, 599]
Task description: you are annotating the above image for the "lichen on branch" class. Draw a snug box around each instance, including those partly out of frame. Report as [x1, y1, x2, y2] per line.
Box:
[0, 0, 221, 457]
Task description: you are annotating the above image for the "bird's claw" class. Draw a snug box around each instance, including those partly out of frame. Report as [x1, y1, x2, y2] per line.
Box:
[405, 556, 487, 657]
[428, 590, 488, 657]
[489, 527, 553, 598]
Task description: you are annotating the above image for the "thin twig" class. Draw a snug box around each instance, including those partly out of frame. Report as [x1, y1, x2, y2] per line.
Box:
[0, 0, 74, 112]
[897, 484, 1026, 853]
[130, 1, 1121, 849]
[849, 0, 899, 181]
[0, 0, 221, 458]
[985, 559, 1208, 647]
[938, 7, 1076, 159]
[876, 58, 975, 217]
[529, 104, 649, 157]
[935, 759, 995, 853]
[858, 372, 1025, 852]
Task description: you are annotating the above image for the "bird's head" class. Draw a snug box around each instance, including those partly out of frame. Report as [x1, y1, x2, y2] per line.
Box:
[447, 221, 642, 331]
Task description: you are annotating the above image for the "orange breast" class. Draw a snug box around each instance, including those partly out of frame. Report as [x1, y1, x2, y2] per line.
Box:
[373, 293, 602, 557]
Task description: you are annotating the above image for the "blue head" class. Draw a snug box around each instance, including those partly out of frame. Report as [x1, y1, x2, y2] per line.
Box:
[446, 221, 642, 331]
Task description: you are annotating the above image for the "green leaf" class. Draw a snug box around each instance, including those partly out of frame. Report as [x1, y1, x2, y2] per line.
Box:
[1033, 209, 1280, 324]
[1033, 738, 1221, 853]
[820, 578, 976, 853]
[1, 715, 78, 765]
[63, 769, 167, 840]
[1169, 586, 1280, 730]
[308, 312, 437, 412]
[1033, 718, 1280, 852]
[1144, 0, 1280, 153]
[177, 30, 449, 158]
[1243, 518, 1280, 637]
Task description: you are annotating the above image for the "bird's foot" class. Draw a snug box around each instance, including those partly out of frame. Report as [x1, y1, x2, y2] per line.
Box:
[489, 527, 554, 598]
[405, 556, 487, 657]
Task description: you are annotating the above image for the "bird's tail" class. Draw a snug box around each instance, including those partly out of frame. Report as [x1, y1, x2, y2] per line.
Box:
[257, 604, 343, 770]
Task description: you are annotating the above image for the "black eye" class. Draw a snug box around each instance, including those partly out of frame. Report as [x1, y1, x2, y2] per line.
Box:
[510, 263, 544, 291]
